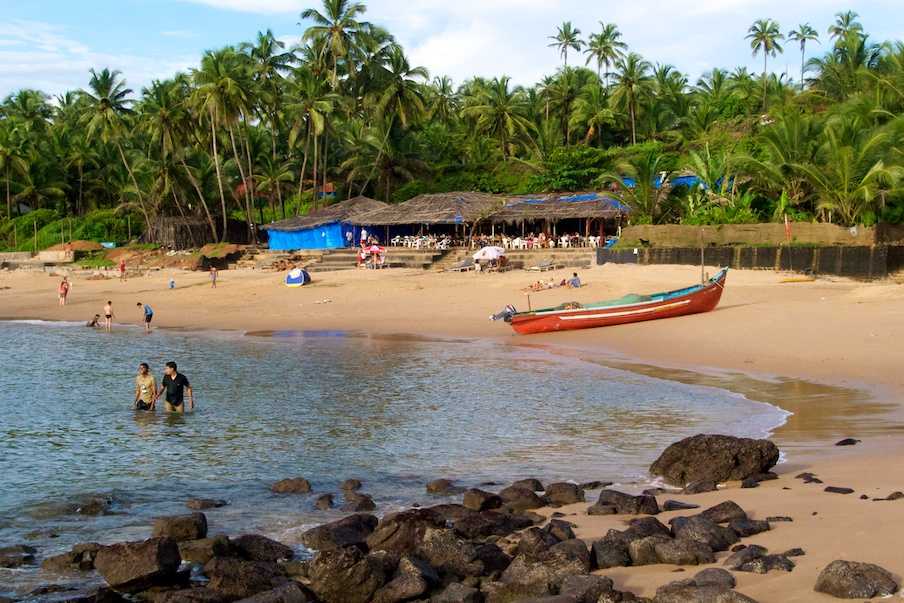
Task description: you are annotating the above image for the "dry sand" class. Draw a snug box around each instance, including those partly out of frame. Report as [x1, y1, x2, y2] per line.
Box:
[2, 262, 904, 601]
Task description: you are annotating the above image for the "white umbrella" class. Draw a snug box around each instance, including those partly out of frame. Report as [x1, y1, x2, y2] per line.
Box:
[473, 246, 505, 261]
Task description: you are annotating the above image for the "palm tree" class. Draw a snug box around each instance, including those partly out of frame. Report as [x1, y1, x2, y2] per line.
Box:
[548, 22, 584, 67]
[746, 19, 784, 112]
[828, 10, 863, 42]
[600, 151, 672, 223]
[788, 24, 819, 90]
[428, 76, 458, 123]
[340, 120, 425, 201]
[611, 52, 652, 144]
[80, 68, 151, 229]
[569, 83, 614, 144]
[0, 125, 28, 218]
[300, 0, 370, 88]
[254, 157, 294, 219]
[242, 30, 294, 160]
[584, 22, 627, 87]
[461, 76, 534, 160]
[285, 68, 336, 213]
[375, 47, 429, 130]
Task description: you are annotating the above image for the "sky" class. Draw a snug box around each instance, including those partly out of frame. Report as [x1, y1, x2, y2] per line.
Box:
[1, 0, 901, 99]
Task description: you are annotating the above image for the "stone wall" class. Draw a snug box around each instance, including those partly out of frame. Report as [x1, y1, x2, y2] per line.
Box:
[619, 223, 876, 248]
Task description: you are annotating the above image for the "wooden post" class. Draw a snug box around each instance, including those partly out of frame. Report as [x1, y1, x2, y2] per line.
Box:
[699, 227, 705, 284]
[13, 221, 16, 249]
[61, 222, 65, 245]
[127, 215, 132, 241]
[33, 219, 37, 253]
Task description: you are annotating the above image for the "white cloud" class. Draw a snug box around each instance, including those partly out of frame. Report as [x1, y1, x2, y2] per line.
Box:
[177, 0, 307, 14]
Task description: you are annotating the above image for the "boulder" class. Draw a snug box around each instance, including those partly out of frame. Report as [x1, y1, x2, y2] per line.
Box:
[559, 574, 616, 603]
[516, 528, 559, 559]
[682, 481, 718, 494]
[306, 546, 390, 603]
[663, 500, 700, 512]
[580, 481, 613, 490]
[154, 587, 231, 603]
[481, 580, 551, 603]
[366, 508, 446, 555]
[627, 535, 671, 566]
[94, 538, 181, 593]
[512, 478, 545, 492]
[372, 555, 438, 603]
[425, 504, 478, 523]
[232, 535, 293, 562]
[625, 517, 672, 539]
[185, 499, 226, 511]
[766, 516, 793, 522]
[692, 568, 736, 589]
[783, 548, 805, 557]
[430, 582, 480, 603]
[178, 536, 235, 565]
[650, 435, 780, 486]
[301, 514, 378, 552]
[699, 501, 746, 524]
[595, 490, 660, 515]
[475, 542, 513, 575]
[342, 492, 376, 512]
[652, 539, 715, 566]
[427, 479, 463, 495]
[462, 489, 503, 512]
[498, 486, 546, 512]
[234, 582, 311, 603]
[728, 519, 770, 538]
[653, 582, 759, 603]
[415, 527, 483, 578]
[544, 483, 584, 506]
[271, 478, 312, 494]
[452, 511, 534, 540]
[204, 558, 288, 599]
[835, 438, 860, 446]
[586, 503, 618, 516]
[590, 533, 630, 569]
[814, 560, 898, 598]
[42, 543, 101, 573]
[314, 494, 334, 510]
[500, 539, 591, 592]
[671, 517, 738, 552]
[341, 479, 363, 491]
[543, 519, 576, 542]
[736, 554, 794, 574]
[0, 544, 36, 568]
[824, 486, 855, 495]
[152, 514, 208, 542]
[722, 545, 768, 570]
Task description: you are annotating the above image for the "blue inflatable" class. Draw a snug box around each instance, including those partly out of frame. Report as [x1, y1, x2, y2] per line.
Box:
[284, 268, 311, 288]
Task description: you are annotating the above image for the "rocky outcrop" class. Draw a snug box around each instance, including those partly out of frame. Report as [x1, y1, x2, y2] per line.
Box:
[366, 508, 446, 555]
[94, 538, 182, 593]
[814, 560, 899, 598]
[152, 513, 208, 542]
[462, 489, 503, 512]
[594, 490, 660, 515]
[497, 486, 545, 512]
[231, 534, 294, 562]
[426, 479, 463, 495]
[543, 483, 584, 506]
[306, 546, 390, 603]
[204, 558, 288, 599]
[372, 555, 438, 603]
[499, 539, 591, 593]
[452, 511, 534, 540]
[512, 479, 544, 492]
[0, 544, 36, 568]
[698, 501, 746, 524]
[301, 514, 378, 552]
[42, 543, 101, 573]
[342, 492, 376, 512]
[185, 499, 227, 511]
[271, 478, 312, 494]
[234, 582, 311, 603]
[671, 516, 738, 552]
[178, 536, 235, 565]
[650, 434, 780, 486]
[314, 494, 334, 510]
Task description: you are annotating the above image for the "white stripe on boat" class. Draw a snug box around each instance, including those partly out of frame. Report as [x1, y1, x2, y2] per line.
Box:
[533, 296, 666, 316]
[559, 299, 691, 321]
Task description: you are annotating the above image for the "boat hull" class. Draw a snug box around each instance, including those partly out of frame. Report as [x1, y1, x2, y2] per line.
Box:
[509, 270, 727, 335]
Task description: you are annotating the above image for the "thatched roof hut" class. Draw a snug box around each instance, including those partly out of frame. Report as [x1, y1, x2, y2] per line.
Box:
[489, 193, 631, 224]
[350, 192, 506, 226]
[264, 196, 388, 231]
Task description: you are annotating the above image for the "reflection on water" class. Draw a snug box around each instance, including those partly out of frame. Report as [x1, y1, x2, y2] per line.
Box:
[0, 321, 788, 596]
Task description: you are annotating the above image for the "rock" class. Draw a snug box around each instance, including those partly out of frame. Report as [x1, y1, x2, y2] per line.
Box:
[342, 492, 376, 512]
[415, 527, 484, 578]
[301, 514, 378, 552]
[178, 536, 234, 565]
[722, 545, 768, 570]
[835, 438, 860, 446]
[737, 554, 795, 574]
[0, 544, 36, 568]
[517, 528, 560, 559]
[824, 486, 855, 495]
[431, 582, 481, 603]
[453, 510, 534, 540]
[729, 519, 770, 538]
[94, 538, 182, 593]
[596, 490, 660, 515]
[475, 542, 512, 575]
[663, 500, 700, 512]
[481, 580, 552, 602]
[682, 481, 718, 494]
[766, 516, 792, 522]
[462, 489, 503, 512]
[313, 494, 334, 510]
[185, 499, 226, 511]
[650, 434, 780, 486]
[500, 539, 591, 591]
[498, 486, 546, 511]
[590, 533, 630, 569]
[232, 535, 294, 562]
[653, 582, 758, 603]
[699, 501, 747, 524]
[628, 535, 672, 566]
[626, 517, 672, 538]
[234, 582, 311, 603]
[271, 478, 312, 494]
[693, 568, 736, 589]
[886, 491, 904, 500]
[653, 539, 715, 566]
[425, 504, 477, 523]
[782, 548, 805, 557]
[150, 587, 230, 603]
[372, 555, 438, 603]
[341, 479, 363, 491]
[367, 508, 446, 554]
[43, 543, 101, 573]
[544, 483, 584, 505]
[671, 517, 738, 552]
[306, 547, 390, 603]
[586, 504, 618, 516]
[814, 560, 900, 598]
[579, 481, 612, 491]
[427, 479, 463, 495]
[740, 478, 759, 489]
[204, 558, 288, 599]
[559, 574, 615, 603]
[512, 478, 545, 492]
[152, 513, 208, 542]
[543, 519, 576, 542]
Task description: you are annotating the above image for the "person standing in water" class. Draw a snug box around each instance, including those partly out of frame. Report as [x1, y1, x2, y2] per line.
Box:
[103, 301, 114, 332]
[134, 363, 157, 410]
[137, 302, 153, 332]
[156, 361, 194, 413]
[58, 277, 70, 306]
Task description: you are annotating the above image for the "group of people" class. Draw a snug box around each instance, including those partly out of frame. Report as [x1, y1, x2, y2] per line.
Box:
[133, 361, 194, 413]
[525, 272, 582, 292]
[86, 300, 153, 332]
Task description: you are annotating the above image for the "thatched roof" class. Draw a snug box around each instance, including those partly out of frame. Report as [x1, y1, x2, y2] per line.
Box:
[489, 193, 631, 223]
[350, 192, 506, 226]
[264, 196, 388, 231]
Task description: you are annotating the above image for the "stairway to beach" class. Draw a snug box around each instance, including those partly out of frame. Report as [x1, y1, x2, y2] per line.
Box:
[306, 247, 448, 272]
[502, 247, 597, 270]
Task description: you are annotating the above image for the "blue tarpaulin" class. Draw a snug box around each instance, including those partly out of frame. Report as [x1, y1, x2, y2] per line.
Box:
[267, 222, 358, 251]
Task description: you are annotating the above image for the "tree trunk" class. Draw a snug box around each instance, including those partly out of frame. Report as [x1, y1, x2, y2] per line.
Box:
[322, 130, 329, 203]
[209, 109, 229, 239]
[311, 133, 319, 211]
[77, 164, 83, 215]
[630, 98, 637, 145]
[241, 116, 258, 240]
[295, 125, 311, 217]
[181, 157, 219, 241]
[5, 166, 10, 220]
[227, 125, 254, 240]
[800, 45, 805, 91]
[116, 142, 152, 231]
[762, 53, 768, 112]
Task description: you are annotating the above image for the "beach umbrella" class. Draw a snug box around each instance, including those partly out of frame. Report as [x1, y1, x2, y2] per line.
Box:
[473, 246, 505, 261]
[368, 245, 385, 254]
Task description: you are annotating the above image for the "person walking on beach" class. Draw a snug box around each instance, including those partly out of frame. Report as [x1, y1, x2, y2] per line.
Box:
[156, 361, 193, 413]
[119, 258, 127, 282]
[103, 301, 114, 332]
[137, 302, 153, 332]
[134, 362, 157, 411]
[209, 266, 218, 289]
[58, 277, 70, 306]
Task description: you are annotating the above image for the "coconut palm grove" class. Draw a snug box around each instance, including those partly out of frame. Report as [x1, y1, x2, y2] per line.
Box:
[1, 2, 903, 249]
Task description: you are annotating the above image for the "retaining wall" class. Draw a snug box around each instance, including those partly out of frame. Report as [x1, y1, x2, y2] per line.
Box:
[620, 223, 876, 248]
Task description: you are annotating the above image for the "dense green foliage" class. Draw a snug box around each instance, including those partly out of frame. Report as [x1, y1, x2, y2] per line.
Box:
[3, 2, 904, 252]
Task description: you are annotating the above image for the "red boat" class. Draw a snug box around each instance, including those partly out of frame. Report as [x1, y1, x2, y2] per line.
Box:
[506, 268, 728, 335]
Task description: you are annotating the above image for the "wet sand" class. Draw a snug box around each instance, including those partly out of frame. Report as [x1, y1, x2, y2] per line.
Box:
[2, 262, 904, 600]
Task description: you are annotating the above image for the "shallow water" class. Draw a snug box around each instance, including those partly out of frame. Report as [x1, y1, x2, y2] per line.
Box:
[0, 321, 788, 596]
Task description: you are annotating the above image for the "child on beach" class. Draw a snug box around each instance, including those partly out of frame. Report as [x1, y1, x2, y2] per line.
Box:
[103, 301, 114, 332]
[168, 275, 176, 290]
[137, 302, 154, 332]
[58, 277, 70, 306]
[134, 363, 157, 411]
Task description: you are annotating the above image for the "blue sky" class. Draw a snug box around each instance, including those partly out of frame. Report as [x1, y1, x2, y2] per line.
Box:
[1, 0, 901, 99]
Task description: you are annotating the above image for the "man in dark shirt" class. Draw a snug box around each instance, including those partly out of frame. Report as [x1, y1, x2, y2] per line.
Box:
[156, 361, 194, 413]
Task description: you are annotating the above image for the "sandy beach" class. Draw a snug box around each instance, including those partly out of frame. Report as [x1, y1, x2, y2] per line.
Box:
[3, 262, 904, 601]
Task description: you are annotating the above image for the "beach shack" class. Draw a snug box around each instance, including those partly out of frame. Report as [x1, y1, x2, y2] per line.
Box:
[263, 196, 388, 250]
[489, 193, 631, 237]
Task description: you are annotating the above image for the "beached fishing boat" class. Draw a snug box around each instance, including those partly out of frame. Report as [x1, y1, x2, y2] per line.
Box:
[505, 268, 728, 335]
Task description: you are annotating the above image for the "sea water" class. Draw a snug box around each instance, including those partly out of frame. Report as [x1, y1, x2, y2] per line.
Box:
[0, 321, 788, 595]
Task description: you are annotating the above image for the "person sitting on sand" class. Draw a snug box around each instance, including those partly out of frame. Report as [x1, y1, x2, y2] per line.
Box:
[137, 302, 154, 332]
[134, 362, 157, 411]
[103, 301, 114, 332]
[58, 277, 70, 306]
[86, 314, 101, 328]
[567, 272, 582, 288]
[155, 361, 194, 413]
